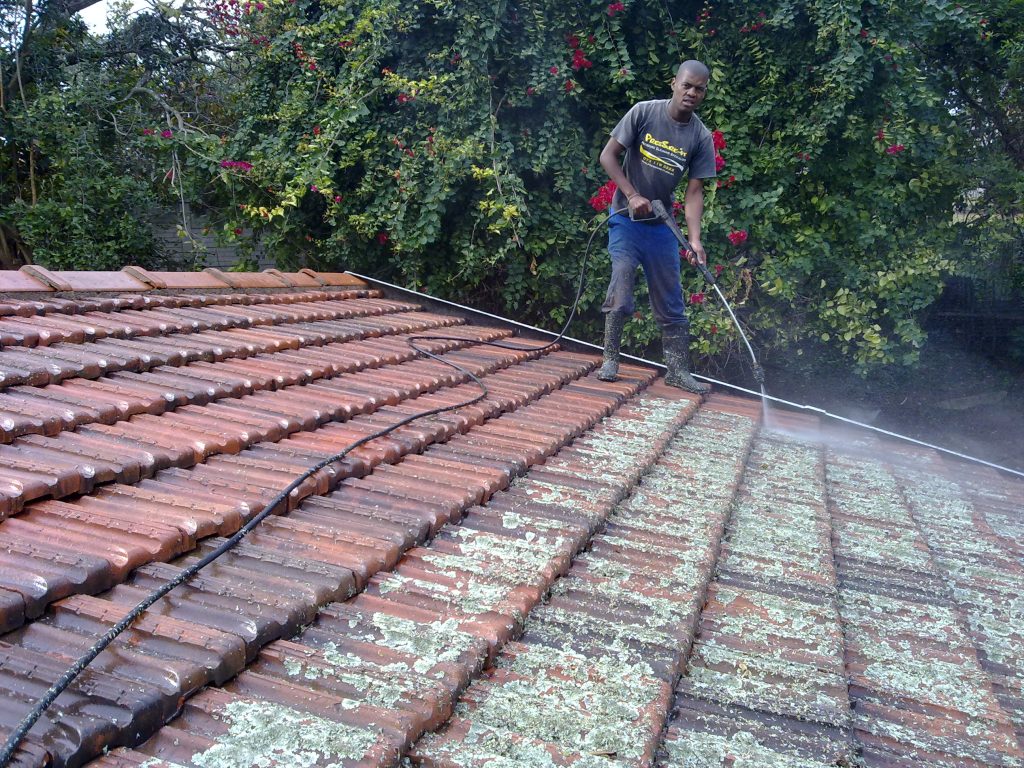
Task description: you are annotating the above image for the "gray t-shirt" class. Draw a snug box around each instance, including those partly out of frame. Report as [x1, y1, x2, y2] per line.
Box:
[610, 99, 716, 213]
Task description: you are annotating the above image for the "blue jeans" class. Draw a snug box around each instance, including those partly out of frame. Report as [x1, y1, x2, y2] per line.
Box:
[601, 213, 688, 330]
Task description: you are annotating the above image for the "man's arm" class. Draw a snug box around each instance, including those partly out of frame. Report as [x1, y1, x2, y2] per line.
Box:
[599, 137, 651, 218]
[683, 176, 707, 266]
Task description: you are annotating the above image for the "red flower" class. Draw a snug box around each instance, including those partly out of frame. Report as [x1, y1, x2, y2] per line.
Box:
[160, 129, 173, 139]
[715, 264, 724, 276]
[607, 1, 625, 16]
[712, 130, 727, 151]
[672, 200, 684, 217]
[142, 128, 155, 136]
[549, 65, 559, 75]
[397, 93, 412, 103]
[714, 152, 726, 172]
[571, 48, 593, 70]
[885, 143, 906, 155]
[233, 227, 243, 235]
[334, 195, 343, 203]
[526, 86, 536, 95]
[710, 324, 718, 334]
[338, 39, 353, 48]
[588, 180, 617, 212]
[689, 292, 706, 305]
[310, 184, 319, 192]
[220, 159, 253, 171]
[564, 79, 575, 92]
[308, 62, 317, 71]
[726, 229, 748, 246]
[376, 232, 389, 245]
[313, 125, 321, 136]
[566, 34, 580, 49]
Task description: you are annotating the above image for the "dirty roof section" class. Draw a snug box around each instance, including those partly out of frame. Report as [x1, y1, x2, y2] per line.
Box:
[0, 266, 1021, 768]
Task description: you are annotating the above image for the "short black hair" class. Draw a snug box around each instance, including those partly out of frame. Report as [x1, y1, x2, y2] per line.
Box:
[677, 60, 710, 80]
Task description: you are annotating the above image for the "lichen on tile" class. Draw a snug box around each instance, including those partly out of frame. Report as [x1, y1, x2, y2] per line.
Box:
[189, 699, 379, 767]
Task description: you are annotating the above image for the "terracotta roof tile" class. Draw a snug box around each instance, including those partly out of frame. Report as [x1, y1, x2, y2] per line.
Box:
[0, 271, 1019, 767]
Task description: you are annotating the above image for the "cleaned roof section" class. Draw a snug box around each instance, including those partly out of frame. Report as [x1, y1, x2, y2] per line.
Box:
[0, 269, 1020, 768]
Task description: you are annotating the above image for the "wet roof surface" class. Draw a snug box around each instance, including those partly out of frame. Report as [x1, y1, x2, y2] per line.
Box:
[0, 267, 1021, 768]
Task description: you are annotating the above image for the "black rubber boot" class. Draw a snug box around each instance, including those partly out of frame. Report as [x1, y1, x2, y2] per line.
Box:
[662, 325, 711, 394]
[597, 311, 627, 382]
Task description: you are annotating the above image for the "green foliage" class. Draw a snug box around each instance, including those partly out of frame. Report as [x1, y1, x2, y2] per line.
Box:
[207, 0, 993, 371]
[1, 0, 1019, 377]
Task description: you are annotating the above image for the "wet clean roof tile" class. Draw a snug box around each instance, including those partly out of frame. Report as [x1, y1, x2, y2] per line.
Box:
[0, 269, 1021, 767]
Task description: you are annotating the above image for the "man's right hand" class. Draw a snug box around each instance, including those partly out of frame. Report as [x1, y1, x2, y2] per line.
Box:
[628, 194, 652, 220]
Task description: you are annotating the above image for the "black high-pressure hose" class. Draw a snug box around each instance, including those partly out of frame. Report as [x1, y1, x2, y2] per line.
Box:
[0, 216, 610, 768]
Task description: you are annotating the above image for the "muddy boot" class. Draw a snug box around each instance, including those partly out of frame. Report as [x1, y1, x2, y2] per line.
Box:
[597, 311, 627, 381]
[663, 325, 711, 394]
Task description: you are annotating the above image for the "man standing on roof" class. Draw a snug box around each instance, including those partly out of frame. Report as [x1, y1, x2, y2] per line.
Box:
[596, 59, 715, 394]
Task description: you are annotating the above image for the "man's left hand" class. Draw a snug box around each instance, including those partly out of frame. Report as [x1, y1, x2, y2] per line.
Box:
[685, 240, 708, 267]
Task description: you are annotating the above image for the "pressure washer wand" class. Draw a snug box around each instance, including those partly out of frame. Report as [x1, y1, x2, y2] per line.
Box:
[650, 200, 766, 386]
[650, 200, 718, 286]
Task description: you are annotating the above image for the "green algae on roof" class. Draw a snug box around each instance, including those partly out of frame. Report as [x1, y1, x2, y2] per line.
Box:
[279, 641, 432, 710]
[454, 644, 661, 761]
[414, 719, 617, 768]
[189, 700, 379, 768]
[377, 572, 510, 617]
[421, 526, 569, 586]
[528, 603, 676, 659]
[661, 728, 841, 768]
[349, 613, 479, 674]
[685, 642, 850, 725]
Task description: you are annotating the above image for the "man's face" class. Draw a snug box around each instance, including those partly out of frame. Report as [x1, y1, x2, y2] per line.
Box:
[670, 71, 708, 117]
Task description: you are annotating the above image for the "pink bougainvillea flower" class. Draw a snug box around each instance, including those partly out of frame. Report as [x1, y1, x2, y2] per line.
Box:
[564, 79, 575, 92]
[376, 232, 389, 245]
[526, 86, 536, 95]
[233, 227, 243, 235]
[607, 1, 625, 16]
[714, 152, 726, 172]
[689, 292, 706, 305]
[712, 130, 727, 151]
[142, 128, 155, 136]
[220, 160, 253, 171]
[726, 229, 748, 246]
[566, 34, 580, 49]
[310, 184, 318, 192]
[334, 195, 343, 203]
[312, 125, 321, 136]
[160, 129, 173, 138]
[715, 263, 724, 276]
[885, 143, 906, 155]
[549, 65, 559, 75]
